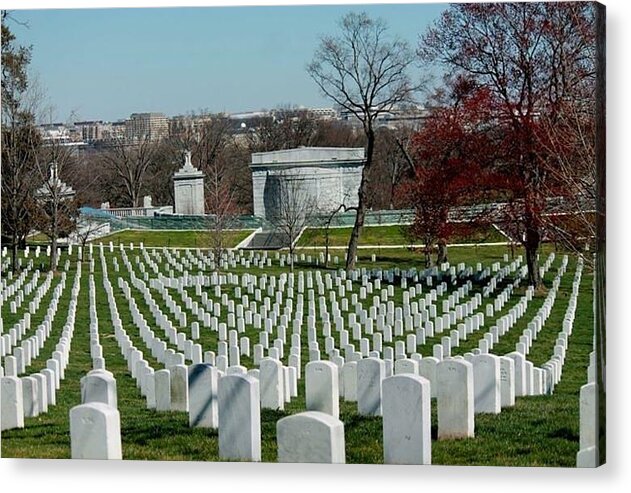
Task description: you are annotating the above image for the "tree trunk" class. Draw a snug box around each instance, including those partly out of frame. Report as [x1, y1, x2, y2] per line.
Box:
[389, 167, 397, 210]
[289, 245, 295, 272]
[50, 235, 58, 272]
[423, 242, 431, 269]
[346, 200, 366, 272]
[523, 182, 543, 288]
[11, 238, 18, 273]
[345, 127, 375, 272]
[49, 198, 59, 272]
[436, 238, 448, 265]
[524, 223, 541, 288]
[324, 227, 330, 269]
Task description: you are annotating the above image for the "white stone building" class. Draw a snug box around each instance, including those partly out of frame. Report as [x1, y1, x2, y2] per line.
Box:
[250, 147, 365, 221]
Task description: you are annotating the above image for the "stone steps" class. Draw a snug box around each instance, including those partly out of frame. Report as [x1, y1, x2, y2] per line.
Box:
[242, 231, 289, 250]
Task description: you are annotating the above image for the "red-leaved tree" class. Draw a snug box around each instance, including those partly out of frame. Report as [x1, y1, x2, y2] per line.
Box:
[419, 2, 596, 287]
[397, 79, 505, 266]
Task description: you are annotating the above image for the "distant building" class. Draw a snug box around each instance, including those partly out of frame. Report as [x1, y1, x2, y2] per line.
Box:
[229, 110, 270, 121]
[74, 120, 107, 142]
[307, 107, 338, 120]
[250, 147, 365, 221]
[125, 112, 168, 142]
[168, 113, 220, 138]
[339, 103, 429, 130]
[109, 120, 127, 140]
[38, 123, 80, 144]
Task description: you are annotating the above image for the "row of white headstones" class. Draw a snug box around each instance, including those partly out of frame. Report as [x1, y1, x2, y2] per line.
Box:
[0, 244, 544, 410]
[112, 245, 566, 401]
[1, 245, 591, 465]
[576, 249, 599, 467]
[1, 261, 81, 430]
[1, 259, 39, 310]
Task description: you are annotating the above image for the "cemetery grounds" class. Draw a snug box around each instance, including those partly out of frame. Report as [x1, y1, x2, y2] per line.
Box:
[0, 240, 593, 466]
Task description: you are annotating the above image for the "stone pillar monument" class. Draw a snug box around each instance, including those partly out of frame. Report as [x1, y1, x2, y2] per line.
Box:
[173, 151, 205, 215]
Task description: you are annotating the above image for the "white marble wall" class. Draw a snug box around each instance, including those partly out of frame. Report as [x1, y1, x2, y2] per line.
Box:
[250, 147, 365, 220]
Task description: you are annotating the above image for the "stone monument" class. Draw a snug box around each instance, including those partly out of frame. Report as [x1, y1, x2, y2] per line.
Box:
[250, 147, 365, 221]
[173, 151, 205, 215]
[35, 162, 76, 201]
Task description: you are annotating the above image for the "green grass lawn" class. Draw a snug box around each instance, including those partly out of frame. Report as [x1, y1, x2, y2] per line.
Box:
[297, 224, 507, 247]
[1, 243, 594, 466]
[26, 233, 50, 244]
[92, 229, 253, 249]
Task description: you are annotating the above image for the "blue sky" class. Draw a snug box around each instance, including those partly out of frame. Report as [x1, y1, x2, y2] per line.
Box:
[9, 3, 447, 122]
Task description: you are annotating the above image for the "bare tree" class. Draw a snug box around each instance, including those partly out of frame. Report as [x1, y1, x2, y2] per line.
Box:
[370, 126, 415, 210]
[1, 110, 40, 272]
[33, 141, 78, 271]
[202, 153, 239, 268]
[319, 202, 353, 269]
[1, 11, 42, 272]
[270, 174, 316, 271]
[73, 216, 110, 251]
[222, 141, 253, 213]
[245, 107, 319, 153]
[101, 134, 158, 207]
[178, 116, 241, 264]
[311, 118, 362, 148]
[308, 11, 420, 271]
[537, 99, 596, 258]
[143, 138, 184, 207]
[193, 116, 233, 173]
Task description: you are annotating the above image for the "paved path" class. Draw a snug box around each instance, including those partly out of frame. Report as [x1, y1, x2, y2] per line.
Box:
[296, 241, 514, 250]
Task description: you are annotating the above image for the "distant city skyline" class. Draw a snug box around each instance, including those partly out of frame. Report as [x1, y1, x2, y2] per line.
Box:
[8, 2, 445, 122]
[37, 105, 342, 125]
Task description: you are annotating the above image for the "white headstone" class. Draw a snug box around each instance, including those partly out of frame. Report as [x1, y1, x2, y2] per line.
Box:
[4, 356, 17, 377]
[41, 368, 56, 407]
[472, 354, 501, 414]
[577, 446, 599, 468]
[1, 376, 24, 431]
[394, 358, 419, 376]
[22, 376, 39, 417]
[506, 352, 526, 397]
[218, 374, 261, 462]
[259, 357, 284, 410]
[188, 363, 218, 428]
[382, 374, 431, 465]
[277, 411, 345, 464]
[81, 370, 118, 408]
[70, 402, 122, 459]
[342, 361, 358, 402]
[357, 357, 385, 416]
[499, 356, 516, 408]
[170, 364, 189, 412]
[578, 382, 598, 457]
[155, 369, 171, 411]
[305, 361, 339, 419]
[436, 359, 474, 439]
[418, 357, 439, 399]
[33, 373, 49, 414]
